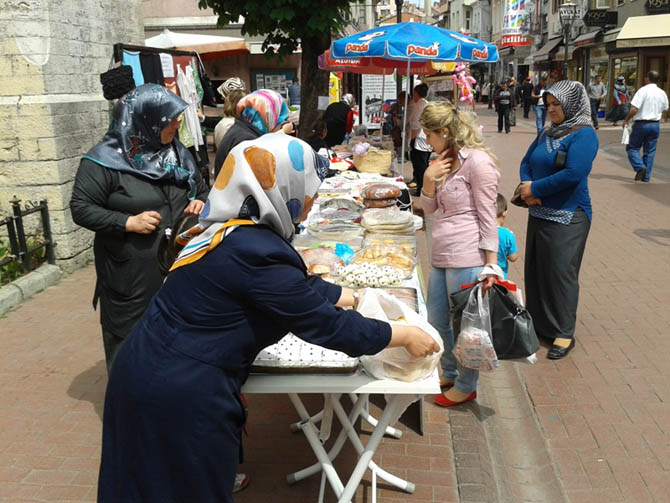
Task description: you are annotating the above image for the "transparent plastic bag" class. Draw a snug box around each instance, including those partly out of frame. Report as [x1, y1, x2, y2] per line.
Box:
[362, 233, 417, 256]
[351, 244, 416, 277]
[358, 289, 444, 381]
[452, 284, 499, 372]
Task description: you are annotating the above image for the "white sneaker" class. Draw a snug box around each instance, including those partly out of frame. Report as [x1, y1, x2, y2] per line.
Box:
[233, 473, 249, 493]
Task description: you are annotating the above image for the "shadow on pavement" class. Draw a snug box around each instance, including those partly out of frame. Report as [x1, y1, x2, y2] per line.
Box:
[67, 359, 107, 420]
[589, 173, 635, 183]
[626, 182, 670, 207]
[634, 228, 670, 247]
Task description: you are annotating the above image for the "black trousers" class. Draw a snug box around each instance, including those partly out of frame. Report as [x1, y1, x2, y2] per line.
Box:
[410, 140, 431, 194]
[523, 99, 532, 118]
[497, 105, 510, 132]
[102, 329, 125, 372]
[524, 210, 591, 340]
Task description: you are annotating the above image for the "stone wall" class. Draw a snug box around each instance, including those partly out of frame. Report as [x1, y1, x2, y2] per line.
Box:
[0, 0, 143, 272]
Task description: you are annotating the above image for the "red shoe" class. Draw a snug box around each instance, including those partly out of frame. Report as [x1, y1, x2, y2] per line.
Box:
[433, 391, 477, 407]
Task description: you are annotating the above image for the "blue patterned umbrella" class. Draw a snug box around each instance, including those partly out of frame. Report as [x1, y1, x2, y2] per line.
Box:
[331, 22, 498, 63]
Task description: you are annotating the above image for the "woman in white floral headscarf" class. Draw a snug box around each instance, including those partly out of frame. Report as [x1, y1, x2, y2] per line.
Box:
[98, 133, 440, 503]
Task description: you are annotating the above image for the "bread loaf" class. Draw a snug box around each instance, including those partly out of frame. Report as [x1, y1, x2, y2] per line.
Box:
[364, 198, 397, 208]
[361, 183, 402, 200]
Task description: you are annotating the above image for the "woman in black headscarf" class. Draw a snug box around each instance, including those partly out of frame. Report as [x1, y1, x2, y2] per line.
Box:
[70, 84, 209, 370]
[517, 80, 598, 360]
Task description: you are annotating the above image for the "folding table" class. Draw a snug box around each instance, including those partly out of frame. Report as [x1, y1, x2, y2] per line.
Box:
[242, 369, 440, 503]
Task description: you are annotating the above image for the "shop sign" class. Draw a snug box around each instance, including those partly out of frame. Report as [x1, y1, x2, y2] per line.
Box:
[500, 0, 531, 48]
[499, 34, 530, 46]
[583, 10, 618, 26]
[646, 0, 670, 13]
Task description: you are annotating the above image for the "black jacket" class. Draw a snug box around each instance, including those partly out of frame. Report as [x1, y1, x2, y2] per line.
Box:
[70, 158, 209, 339]
[324, 101, 352, 147]
[214, 118, 264, 178]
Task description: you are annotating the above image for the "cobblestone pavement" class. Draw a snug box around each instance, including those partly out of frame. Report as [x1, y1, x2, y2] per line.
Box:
[1, 107, 669, 502]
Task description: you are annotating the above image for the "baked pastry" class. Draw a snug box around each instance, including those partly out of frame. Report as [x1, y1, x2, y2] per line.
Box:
[363, 198, 397, 208]
[361, 183, 402, 200]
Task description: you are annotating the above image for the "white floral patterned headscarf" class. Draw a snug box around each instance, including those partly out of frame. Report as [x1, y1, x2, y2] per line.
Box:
[171, 133, 329, 271]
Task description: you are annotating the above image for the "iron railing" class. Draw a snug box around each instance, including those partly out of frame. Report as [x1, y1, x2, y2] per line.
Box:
[0, 197, 56, 272]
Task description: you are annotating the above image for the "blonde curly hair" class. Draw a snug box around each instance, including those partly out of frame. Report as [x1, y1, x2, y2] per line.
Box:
[419, 101, 498, 167]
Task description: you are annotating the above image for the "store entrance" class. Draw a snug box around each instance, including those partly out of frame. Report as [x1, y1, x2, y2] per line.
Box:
[644, 54, 668, 94]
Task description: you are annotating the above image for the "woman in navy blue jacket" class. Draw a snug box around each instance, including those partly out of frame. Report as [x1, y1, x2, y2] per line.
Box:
[517, 80, 598, 360]
[97, 133, 440, 503]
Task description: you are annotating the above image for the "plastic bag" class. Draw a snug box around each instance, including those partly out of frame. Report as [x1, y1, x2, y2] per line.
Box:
[452, 284, 498, 372]
[351, 244, 416, 277]
[621, 125, 630, 145]
[357, 289, 444, 381]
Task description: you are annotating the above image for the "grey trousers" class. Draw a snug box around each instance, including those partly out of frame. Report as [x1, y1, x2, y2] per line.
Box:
[524, 210, 590, 340]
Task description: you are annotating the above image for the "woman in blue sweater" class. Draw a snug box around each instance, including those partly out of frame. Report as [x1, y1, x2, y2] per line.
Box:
[517, 80, 598, 360]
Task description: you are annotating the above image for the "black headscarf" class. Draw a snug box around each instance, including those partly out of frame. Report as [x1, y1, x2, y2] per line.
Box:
[544, 80, 593, 138]
[83, 84, 198, 198]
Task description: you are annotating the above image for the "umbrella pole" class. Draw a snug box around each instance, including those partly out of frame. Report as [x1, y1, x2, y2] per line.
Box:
[381, 70, 385, 142]
[401, 58, 410, 183]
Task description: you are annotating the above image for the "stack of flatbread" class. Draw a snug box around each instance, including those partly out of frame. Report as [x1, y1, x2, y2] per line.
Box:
[361, 207, 414, 235]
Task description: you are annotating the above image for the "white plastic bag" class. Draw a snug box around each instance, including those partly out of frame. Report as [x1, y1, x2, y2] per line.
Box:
[357, 289, 444, 381]
[452, 284, 499, 372]
[621, 125, 630, 145]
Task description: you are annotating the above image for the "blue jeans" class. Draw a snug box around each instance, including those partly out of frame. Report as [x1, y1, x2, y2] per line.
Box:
[534, 105, 546, 133]
[626, 121, 660, 182]
[427, 265, 483, 394]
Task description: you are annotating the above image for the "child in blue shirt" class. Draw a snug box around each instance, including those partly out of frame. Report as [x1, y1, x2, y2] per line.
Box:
[497, 193, 519, 278]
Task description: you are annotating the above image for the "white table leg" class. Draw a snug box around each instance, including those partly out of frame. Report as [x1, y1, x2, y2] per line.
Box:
[348, 393, 402, 439]
[298, 416, 345, 498]
[337, 396, 413, 503]
[287, 393, 368, 485]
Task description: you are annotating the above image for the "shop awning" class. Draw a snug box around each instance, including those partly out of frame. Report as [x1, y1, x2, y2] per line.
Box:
[574, 30, 601, 47]
[533, 37, 562, 62]
[554, 44, 576, 61]
[617, 14, 670, 48]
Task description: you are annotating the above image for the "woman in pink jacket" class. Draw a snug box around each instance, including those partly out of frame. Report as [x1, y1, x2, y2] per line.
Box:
[419, 102, 500, 407]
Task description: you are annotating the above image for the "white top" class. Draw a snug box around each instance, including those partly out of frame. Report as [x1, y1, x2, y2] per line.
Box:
[408, 98, 431, 152]
[631, 83, 669, 121]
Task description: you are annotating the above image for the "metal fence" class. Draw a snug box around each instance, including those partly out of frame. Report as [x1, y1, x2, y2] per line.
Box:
[0, 197, 56, 273]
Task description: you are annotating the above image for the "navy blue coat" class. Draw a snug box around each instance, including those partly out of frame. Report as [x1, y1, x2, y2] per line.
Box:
[98, 225, 392, 502]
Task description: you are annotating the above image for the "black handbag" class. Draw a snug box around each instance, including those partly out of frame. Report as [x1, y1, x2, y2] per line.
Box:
[194, 52, 219, 107]
[450, 283, 539, 360]
[100, 55, 135, 101]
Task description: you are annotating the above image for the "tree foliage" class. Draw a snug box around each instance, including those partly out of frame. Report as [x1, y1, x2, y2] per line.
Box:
[198, 0, 356, 58]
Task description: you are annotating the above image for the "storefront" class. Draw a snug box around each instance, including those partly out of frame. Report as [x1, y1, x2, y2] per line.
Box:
[532, 37, 562, 80]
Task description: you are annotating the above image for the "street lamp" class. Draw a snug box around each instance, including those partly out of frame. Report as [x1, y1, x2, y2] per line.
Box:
[558, 1, 578, 80]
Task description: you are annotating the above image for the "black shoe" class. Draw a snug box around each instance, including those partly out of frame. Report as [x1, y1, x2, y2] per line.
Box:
[635, 168, 647, 181]
[547, 339, 575, 360]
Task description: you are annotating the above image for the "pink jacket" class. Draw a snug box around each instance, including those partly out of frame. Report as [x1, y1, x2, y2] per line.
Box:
[420, 147, 500, 268]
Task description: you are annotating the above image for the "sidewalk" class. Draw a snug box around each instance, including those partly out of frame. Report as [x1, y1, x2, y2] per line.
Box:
[1, 107, 669, 502]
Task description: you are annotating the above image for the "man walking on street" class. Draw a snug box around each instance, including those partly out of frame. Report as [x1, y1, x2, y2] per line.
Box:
[587, 75, 606, 129]
[495, 81, 512, 133]
[623, 70, 669, 182]
[408, 83, 431, 195]
[532, 75, 548, 133]
[521, 77, 534, 118]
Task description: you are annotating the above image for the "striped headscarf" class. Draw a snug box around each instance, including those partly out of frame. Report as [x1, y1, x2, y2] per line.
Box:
[217, 77, 246, 99]
[544, 80, 593, 138]
[170, 133, 329, 271]
[236, 89, 289, 135]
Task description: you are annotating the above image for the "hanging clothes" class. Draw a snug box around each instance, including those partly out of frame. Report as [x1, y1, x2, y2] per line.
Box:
[176, 64, 204, 151]
[190, 59, 204, 104]
[122, 50, 144, 87]
[139, 53, 165, 85]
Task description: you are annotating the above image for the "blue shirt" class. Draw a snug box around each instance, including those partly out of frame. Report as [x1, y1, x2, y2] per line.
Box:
[520, 127, 598, 222]
[497, 226, 518, 278]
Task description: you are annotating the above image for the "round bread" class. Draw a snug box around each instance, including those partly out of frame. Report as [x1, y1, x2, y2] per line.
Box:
[361, 183, 402, 200]
[364, 198, 398, 208]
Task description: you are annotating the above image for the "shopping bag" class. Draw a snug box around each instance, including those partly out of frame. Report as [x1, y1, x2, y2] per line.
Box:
[621, 125, 630, 145]
[452, 283, 498, 372]
[357, 289, 444, 381]
[509, 108, 517, 126]
[488, 284, 540, 359]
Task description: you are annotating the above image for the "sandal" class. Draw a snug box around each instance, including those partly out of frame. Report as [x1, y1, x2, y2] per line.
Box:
[233, 473, 250, 493]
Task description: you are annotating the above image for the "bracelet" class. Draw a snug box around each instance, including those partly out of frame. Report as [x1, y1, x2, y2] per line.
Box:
[352, 289, 360, 311]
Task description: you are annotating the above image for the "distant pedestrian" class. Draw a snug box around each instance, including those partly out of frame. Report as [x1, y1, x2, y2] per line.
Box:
[408, 83, 431, 195]
[288, 78, 301, 107]
[494, 82, 512, 133]
[518, 80, 597, 360]
[521, 77, 534, 118]
[607, 76, 630, 126]
[532, 75, 549, 133]
[324, 93, 355, 147]
[482, 81, 490, 104]
[586, 75, 606, 129]
[622, 70, 669, 182]
[496, 194, 518, 279]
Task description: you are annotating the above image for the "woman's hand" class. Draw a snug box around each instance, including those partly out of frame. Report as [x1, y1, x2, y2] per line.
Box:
[482, 274, 497, 292]
[518, 181, 533, 200]
[525, 196, 542, 206]
[281, 122, 295, 135]
[424, 150, 452, 183]
[184, 200, 205, 216]
[389, 325, 440, 357]
[126, 211, 162, 234]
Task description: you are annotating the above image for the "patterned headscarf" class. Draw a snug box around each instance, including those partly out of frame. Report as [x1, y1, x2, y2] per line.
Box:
[236, 89, 289, 135]
[170, 134, 329, 271]
[83, 84, 198, 198]
[544, 80, 593, 138]
[217, 77, 246, 99]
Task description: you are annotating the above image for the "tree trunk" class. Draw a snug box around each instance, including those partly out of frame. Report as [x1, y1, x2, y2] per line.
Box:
[298, 30, 331, 141]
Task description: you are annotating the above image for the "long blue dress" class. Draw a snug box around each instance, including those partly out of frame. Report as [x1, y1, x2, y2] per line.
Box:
[98, 225, 392, 502]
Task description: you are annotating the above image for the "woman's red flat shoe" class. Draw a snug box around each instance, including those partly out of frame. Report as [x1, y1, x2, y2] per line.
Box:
[433, 391, 477, 407]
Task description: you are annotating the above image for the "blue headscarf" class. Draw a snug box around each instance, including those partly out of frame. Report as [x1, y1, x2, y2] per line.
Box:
[83, 84, 198, 198]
